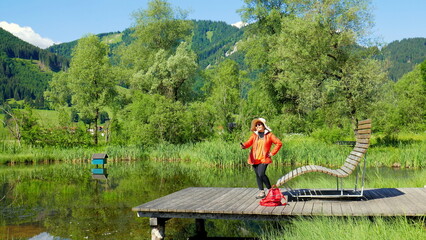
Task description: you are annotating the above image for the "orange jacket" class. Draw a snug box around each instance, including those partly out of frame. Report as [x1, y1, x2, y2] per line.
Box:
[242, 132, 282, 165]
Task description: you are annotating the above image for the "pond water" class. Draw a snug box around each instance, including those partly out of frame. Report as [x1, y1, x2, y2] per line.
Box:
[0, 161, 424, 239]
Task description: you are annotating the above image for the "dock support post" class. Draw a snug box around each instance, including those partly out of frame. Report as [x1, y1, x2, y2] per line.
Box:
[150, 217, 167, 240]
[195, 218, 207, 238]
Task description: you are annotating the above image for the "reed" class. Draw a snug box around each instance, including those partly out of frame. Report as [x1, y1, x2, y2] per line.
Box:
[0, 133, 424, 168]
[260, 217, 425, 240]
[368, 142, 426, 168]
[276, 135, 352, 167]
[0, 144, 147, 164]
[145, 134, 425, 169]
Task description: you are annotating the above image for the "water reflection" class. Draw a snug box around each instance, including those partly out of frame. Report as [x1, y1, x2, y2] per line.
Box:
[29, 232, 69, 240]
[0, 224, 47, 239]
[0, 161, 424, 239]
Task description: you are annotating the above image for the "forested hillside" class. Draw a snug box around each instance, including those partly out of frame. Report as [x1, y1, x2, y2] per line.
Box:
[0, 28, 69, 107]
[379, 38, 426, 81]
[0, 28, 69, 72]
[49, 22, 426, 81]
[47, 30, 133, 60]
[48, 20, 245, 69]
[192, 20, 244, 68]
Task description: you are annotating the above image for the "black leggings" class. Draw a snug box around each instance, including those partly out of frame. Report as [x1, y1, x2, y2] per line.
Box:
[252, 164, 271, 190]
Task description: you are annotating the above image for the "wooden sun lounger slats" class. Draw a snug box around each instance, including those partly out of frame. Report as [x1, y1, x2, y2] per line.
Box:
[357, 123, 371, 130]
[353, 147, 367, 154]
[276, 119, 371, 187]
[355, 143, 369, 149]
[341, 165, 354, 175]
[358, 119, 371, 125]
[356, 138, 370, 144]
[347, 154, 360, 162]
[345, 158, 359, 166]
[357, 129, 371, 134]
[356, 134, 371, 139]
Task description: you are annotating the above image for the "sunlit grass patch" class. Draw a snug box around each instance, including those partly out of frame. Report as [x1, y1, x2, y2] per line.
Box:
[260, 217, 425, 240]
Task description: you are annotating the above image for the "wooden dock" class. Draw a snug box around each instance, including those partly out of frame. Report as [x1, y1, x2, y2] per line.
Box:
[132, 187, 426, 239]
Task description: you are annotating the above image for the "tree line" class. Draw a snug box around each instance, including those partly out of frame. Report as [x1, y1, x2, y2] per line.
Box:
[3, 0, 426, 147]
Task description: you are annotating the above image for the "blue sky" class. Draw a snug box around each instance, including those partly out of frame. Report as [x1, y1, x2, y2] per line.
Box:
[0, 0, 425, 48]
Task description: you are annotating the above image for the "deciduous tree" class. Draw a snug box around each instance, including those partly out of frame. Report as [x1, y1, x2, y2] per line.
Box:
[68, 35, 116, 144]
[240, 0, 386, 130]
[121, 0, 196, 102]
[131, 42, 197, 100]
[207, 59, 242, 134]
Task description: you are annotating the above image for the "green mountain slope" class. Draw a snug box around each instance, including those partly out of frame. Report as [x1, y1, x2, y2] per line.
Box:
[0, 28, 69, 72]
[0, 28, 69, 107]
[48, 20, 245, 69]
[48, 21, 426, 82]
[192, 20, 244, 68]
[379, 38, 426, 81]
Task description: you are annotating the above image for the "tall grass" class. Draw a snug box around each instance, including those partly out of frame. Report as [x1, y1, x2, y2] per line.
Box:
[146, 134, 425, 168]
[0, 143, 147, 164]
[368, 141, 426, 168]
[260, 217, 425, 240]
[0, 133, 424, 168]
[277, 135, 352, 167]
[149, 141, 248, 167]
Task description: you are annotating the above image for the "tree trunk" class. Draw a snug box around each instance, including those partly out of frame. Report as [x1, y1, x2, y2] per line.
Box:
[94, 108, 99, 145]
[1, 106, 21, 146]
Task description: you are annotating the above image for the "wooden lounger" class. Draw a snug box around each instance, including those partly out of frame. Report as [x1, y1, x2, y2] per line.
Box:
[276, 119, 372, 198]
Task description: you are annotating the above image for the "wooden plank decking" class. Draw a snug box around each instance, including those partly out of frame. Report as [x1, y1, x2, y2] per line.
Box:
[132, 187, 426, 220]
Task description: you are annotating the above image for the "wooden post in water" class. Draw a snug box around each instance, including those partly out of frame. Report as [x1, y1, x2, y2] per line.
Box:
[195, 219, 207, 238]
[150, 217, 167, 240]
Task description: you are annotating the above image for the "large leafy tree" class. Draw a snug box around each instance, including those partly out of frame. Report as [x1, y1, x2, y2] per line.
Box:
[123, 92, 187, 145]
[392, 64, 426, 132]
[207, 59, 242, 134]
[67, 35, 116, 144]
[132, 0, 192, 51]
[240, 0, 387, 130]
[115, 0, 198, 145]
[236, 1, 288, 130]
[119, 0, 196, 101]
[131, 42, 197, 100]
[45, 71, 72, 108]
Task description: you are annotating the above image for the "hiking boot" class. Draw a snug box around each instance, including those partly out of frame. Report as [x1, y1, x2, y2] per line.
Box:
[255, 190, 266, 199]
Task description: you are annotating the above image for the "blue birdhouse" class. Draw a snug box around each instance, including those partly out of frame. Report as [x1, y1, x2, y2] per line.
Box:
[91, 153, 108, 180]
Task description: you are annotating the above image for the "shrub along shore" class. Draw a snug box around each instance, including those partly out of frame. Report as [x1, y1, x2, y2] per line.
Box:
[1, 134, 424, 169]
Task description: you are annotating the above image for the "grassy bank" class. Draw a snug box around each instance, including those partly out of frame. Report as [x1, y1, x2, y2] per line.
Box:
[1, 133, 425, 168]
[260, 217, 425, 240]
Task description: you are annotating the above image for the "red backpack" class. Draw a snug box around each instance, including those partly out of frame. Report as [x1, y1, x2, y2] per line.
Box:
[259, 186, 286, 207]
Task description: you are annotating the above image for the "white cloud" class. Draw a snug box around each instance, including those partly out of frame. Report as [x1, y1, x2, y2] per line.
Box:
[231, 21, 248, 29]
[0, 21, 58, 49]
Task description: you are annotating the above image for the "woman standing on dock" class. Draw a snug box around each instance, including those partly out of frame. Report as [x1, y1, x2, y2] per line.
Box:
[240, 118, 282, 199]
